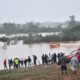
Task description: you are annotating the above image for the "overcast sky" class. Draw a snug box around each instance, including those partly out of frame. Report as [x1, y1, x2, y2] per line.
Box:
[0, 0, 80, 23]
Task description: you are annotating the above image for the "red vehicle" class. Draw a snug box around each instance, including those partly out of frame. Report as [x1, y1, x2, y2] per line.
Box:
[66, 49, 80, 63]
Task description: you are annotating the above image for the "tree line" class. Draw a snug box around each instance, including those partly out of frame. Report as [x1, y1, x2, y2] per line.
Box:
[0, 15, 80, 43]
[0, 22, 63, 34]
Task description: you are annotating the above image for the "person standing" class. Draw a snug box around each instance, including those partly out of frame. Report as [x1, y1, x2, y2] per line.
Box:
[14, 58, 19, 68]
[48, 53, 52, 64]
[33, 55, 37, 66]
[53, 53, 57, 63]
[59, 54, 67, 75]
[41, 54, 45, 65]
[57, 53, 61, 65]
[27, 56, 31, 68]
[8, 58, 13, 69]
[24, 58, 28, 68]
[70, 55, 79, 74]
[3, 59, 7, 70]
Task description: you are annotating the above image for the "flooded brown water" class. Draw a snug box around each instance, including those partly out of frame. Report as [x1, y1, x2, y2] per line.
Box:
[0, 41, 80, 70]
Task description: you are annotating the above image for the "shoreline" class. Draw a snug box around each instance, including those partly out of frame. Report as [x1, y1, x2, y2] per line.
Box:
[0, 64, 80, 80]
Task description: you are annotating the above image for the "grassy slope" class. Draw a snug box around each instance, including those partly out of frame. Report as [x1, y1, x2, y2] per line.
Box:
[0, 64, 80, 80]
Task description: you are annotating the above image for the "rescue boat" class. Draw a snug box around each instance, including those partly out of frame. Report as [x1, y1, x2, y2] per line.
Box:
[49, 43, 60, 48]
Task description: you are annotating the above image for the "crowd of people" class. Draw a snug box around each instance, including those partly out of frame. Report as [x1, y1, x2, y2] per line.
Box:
[3, 51, 79, 75]
[3, 53, 62, 70]
[3, 55, 37, 69]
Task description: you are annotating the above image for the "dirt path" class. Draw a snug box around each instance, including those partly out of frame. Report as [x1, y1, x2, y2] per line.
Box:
[64, 75, 71, 80]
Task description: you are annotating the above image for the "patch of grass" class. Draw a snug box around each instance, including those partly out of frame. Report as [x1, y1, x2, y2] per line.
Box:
[0, 64, 80, 80]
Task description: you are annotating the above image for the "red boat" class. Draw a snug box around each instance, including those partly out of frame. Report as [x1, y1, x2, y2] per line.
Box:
[49, 43, 60, 48]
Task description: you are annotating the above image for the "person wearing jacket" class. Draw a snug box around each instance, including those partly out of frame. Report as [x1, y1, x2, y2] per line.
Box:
[59, 53, 67, 75]
[70, 55, 79, 74]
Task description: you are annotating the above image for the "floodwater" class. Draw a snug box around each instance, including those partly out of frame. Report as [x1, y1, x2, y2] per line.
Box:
[0, 40, 80, 70]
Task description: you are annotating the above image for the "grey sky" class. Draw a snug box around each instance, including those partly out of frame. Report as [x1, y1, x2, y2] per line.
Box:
[0, 0, 80, 23]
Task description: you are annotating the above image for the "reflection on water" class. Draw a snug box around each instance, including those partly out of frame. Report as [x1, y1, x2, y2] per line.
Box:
[0, 40, 80, 70]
